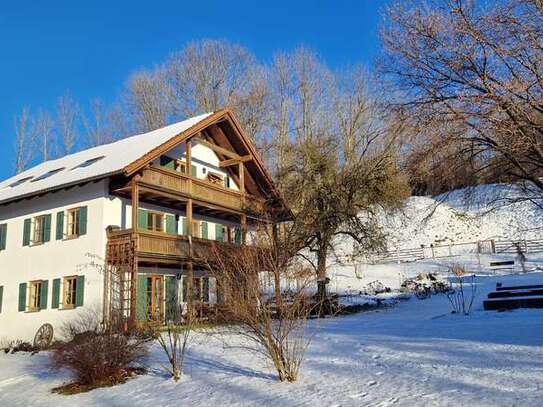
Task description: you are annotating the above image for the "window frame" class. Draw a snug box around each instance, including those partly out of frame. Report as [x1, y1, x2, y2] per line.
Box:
[147, 211, 164, 232]
[62, 276, 77, 308]
[191, 220, 201, 238]
[32, 215, 47, 245]
[206, 171, 224, 185]
[28, 280, 43, 312]
[66, 207, 81, 238]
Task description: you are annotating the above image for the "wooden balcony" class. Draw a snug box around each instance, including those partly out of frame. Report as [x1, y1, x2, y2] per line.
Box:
[107, 228, 241, 263]
[139, 166, 264, 215]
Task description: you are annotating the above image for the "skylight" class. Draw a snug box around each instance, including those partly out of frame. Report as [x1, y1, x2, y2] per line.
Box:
[31, 168, 65, 182]
[9, 176, 34, 188]
[72, 156, 105, 170]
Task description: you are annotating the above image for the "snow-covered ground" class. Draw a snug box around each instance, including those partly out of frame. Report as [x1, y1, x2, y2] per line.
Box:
[1, 271, 543, 407]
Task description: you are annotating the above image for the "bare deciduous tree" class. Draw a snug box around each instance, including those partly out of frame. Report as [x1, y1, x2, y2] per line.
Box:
[55, 92, 80, 156]
[208, 223, 316, 383]
[382, 0, 543, 206]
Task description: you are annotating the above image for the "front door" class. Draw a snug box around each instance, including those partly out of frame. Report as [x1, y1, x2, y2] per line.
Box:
[146, 275, 164, 321]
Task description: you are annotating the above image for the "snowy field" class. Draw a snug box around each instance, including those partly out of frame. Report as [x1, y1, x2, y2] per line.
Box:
[2, 271, 543, 407]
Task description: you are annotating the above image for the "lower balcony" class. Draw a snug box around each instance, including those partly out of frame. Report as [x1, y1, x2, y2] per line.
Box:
[106, 228, 240, 264]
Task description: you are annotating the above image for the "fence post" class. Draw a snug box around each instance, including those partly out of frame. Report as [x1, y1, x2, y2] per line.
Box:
[448, 244, 452, 257]
[524, 239, 528, 254]
[397, 247, 400, 265]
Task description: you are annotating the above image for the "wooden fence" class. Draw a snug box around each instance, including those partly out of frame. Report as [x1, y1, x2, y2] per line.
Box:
[370, 238, 543, 264]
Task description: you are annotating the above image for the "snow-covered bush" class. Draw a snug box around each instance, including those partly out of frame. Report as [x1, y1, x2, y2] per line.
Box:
[401, 272, 448, 299]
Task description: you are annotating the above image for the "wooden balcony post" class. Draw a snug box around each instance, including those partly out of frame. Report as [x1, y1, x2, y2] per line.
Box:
[131, 176, 140, 232]
[186, 198, 194, 314]
[130, 175, 140, 325]
[238, 161, 245, 194]
[186, 139, 192, 195]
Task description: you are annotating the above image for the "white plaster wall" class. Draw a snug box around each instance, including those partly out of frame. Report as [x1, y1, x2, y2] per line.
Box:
[0, 180, 110, 342]
[152, 141, 240, 191]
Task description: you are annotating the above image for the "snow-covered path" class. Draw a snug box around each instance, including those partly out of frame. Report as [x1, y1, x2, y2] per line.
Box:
[1, 273, 542, 407]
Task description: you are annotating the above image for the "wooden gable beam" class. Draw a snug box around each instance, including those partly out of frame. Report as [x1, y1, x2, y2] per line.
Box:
[205, 124, 260, 196]
[192, 136, 240, 160]
[219, 155, 252, 168]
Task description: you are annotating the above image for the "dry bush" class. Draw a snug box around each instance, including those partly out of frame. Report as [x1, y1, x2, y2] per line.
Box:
[208, 226, 318, 383]
[50, 310, 150, 393]
[446, 264, 477, 315]
[154, 303, 199, 382]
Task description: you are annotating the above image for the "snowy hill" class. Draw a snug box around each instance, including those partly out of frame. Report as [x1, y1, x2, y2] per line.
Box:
[327, 183, 543, 294]
[382, 183, 543, 251]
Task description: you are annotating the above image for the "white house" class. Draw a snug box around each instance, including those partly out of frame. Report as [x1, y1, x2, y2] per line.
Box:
[0, 109, 286, 343]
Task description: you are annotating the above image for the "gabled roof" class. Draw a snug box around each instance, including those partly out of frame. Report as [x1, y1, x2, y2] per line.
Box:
[0, 110, 283, 210]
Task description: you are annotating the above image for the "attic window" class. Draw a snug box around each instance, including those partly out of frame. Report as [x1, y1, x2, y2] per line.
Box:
[31, 167, 65, 182]
[73, 156, 105, 169]
[207, 172, 224, 185]
[9, 176, 34, 188]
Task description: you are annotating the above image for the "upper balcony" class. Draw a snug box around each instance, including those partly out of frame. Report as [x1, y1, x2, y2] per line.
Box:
[138, 166, 264, 216]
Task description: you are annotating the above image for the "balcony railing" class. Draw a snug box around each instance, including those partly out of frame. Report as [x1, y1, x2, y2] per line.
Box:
[140, 166, 263, 214]
[107, 228, 240, 260]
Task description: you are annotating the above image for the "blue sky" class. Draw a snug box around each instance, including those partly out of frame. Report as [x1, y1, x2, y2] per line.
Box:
[0, 0, 387, 180]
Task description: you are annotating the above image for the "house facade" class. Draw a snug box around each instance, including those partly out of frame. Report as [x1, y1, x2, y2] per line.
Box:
[0, 110, 285, 342]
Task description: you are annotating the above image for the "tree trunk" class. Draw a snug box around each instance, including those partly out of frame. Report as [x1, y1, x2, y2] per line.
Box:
[316, 245, 328, 305]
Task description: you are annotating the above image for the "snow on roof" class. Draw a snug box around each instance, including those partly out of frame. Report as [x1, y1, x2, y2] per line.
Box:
[0, 112, 213, 205]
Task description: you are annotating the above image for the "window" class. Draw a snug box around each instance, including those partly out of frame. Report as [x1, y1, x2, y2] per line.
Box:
[33, 215, 47, 244]
[31, 167, 65, 182]
[207, 172, 224, 185]
[147, 211, 164, 232]
[72, 156, 105, 170]
[9, 176, 33, 187]
[66, 208, 81, 237]
[183, 276, 210, 303]
[191, 220, 201, 238]
[63, 276, 77, 308]
[28, 281, 43, 311]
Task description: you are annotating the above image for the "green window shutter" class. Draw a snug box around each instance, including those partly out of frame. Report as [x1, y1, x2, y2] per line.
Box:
[224, 175, 230, 188]
[191, 165, 197, 177]
[136, 274, 148, 321]
[56, 212, 64, 240]
[160, 155, 175, 170]
[182, 218, 188, 235]
[165, 276, 177, 320]
[201, 222, 208, 239]
[203, 277, 209, 302]
[234, 227, 242, 244]
[165, 214, 176, 235]
[23, 219, 31, 246]
[137, 208, 148, 230]
[215, 224, 223, 241]
[52, 278, 61, 309]
[18, 282, 27, 312]
[39, 280, 48, 310]
[78, 206, 87, 236]
[75, 275, 85, 307]
[0, 224, 6, 250]
[43, 214, 52, 242]
[182, 276, 188, 302]
[0, 286, 3, 313]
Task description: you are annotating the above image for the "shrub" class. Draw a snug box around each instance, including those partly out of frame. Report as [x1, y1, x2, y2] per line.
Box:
[50, 311, 150, 393]
[2, 340, 40, 355]
[445, 264, 477, 315]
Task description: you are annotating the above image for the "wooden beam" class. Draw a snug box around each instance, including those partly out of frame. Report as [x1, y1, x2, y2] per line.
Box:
[239, 161, 245, 194]
[219, 155, 252, 168]
[131, 177, 140, 231]
[194, 137, 240, 159]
